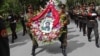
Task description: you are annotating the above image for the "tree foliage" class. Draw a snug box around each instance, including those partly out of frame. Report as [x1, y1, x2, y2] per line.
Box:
[0, 0, 100, 14]
[66, 0, 100, 7]
[0, 0, 50, 13]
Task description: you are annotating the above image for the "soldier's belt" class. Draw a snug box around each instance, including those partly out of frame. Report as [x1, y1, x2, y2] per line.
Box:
[89, 20, 95, 21]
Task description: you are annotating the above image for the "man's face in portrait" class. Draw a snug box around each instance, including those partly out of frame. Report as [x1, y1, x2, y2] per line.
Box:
[46, 22, 50, 27]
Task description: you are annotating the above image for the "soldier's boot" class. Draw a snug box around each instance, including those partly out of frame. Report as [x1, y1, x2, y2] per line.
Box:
[59, 37, 63, 48]
[88, 36, 91, 42]
[12, 32, 18, 40]
[23, 31, 25, 36]
[29, 33, 33, 40]
[23, 29, 27, 36]
[35, 42, 39, 49]
[62, 46, 67, 56]
[83, 23, 86, 36]
[31, 43, 38, 56]
[76, 20, 78, 28]
[14, 34, 18, 40]
[32, 45, 36, 56]
[79, 23, 82, 32]
[11, 34, 15, 43]
[83, 28, 86, 36]
[95, 37, 100, 48]
[87, 34, 91, 42]
[11, 37, 14, 43]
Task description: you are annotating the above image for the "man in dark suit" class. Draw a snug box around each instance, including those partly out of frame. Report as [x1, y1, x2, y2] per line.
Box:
[0, 15, 10, 56]
[7, 11, 18, 43]
[45, 22, 50, 31]
[20, 12, 27, 36]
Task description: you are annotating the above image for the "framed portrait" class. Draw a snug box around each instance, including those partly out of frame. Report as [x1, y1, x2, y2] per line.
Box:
[40, 17, 54, 33]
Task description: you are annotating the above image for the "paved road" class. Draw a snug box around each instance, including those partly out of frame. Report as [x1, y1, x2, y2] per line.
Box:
[9, 19, 100, 56]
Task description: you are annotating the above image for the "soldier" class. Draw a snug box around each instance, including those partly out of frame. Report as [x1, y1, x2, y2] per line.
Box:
[73, 6, 80, 28]
[59, 4, 70, 56]
[68, 7, 74, 20]
[87, 3, 100, 48]
[97, 6, 100, 19]
[0, 15, 10, 56]
[78, 5, 83, 32]
[20, 12, 27, 36]
[25, 5, 34, 39]
[81, 4, 88, 36]
[25, 4, 38, 56]
[7, 10, 18, 43]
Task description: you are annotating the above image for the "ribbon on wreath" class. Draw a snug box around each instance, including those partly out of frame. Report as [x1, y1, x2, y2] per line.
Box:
[30, 1, 60, 27]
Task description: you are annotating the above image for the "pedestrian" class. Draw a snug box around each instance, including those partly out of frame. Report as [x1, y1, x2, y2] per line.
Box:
[7, 10, 18, 43]
[0, 15, 10, 56]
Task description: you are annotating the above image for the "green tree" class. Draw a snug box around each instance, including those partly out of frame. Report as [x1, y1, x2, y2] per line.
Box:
[66, 0, 100, 8]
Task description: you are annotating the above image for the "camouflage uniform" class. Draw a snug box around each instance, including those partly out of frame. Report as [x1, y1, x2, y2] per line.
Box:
[25, 13, 38, 56]
[59, 13, 70, 48]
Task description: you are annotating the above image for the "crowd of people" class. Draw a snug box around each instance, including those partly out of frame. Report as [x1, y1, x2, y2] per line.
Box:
[69, 2, 100, 48]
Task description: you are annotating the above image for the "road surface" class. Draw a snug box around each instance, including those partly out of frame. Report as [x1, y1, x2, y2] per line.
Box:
[9, 19, 100, 56]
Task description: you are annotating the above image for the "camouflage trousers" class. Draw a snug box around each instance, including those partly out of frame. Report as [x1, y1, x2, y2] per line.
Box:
[59, 31, 67, 48]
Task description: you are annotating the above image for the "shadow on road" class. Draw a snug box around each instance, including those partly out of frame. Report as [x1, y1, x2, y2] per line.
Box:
[9, 31, 31, 48]
[35, 40, 85, 55]
[10, 42, 27, 48]
[68, 30, 76, 33]
[68, 27, 74, 30]
[67, 34, 79, 40]
[67, 40, 85, 53]
[35, 42, 61, 55]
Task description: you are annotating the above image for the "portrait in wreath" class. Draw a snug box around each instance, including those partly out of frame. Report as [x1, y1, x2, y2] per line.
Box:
[40, 17, 53, 33]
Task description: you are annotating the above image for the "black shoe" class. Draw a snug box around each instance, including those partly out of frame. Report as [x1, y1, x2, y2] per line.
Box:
[23, 33, 25, 36]
[32, 45, 37, 56]
[14, 35, 18, 39]
[96, 43, 100, 48]
[31, 51, 35, 56]
[83, 34, 86, 36]
[11, 40, 14, 43]
[14, 37, 18, 40]
[23, 31, 26, 36]
[31, 52, 35, 56]
[62, 46, 67, 56]
[35, 44, 39, 49]
[60, 44, 63, 48]
[88, 39, 91, 42]
[60, 46, 62, 48]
